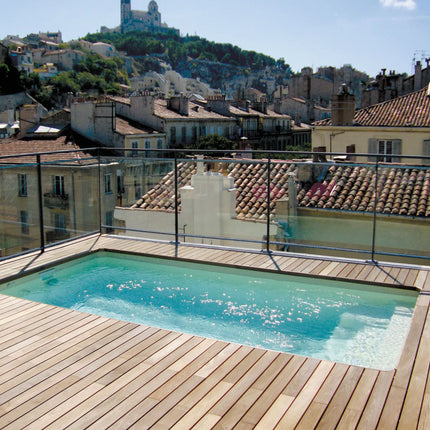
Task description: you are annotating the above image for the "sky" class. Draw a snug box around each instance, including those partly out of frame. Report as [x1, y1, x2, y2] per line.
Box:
[2, 0, 429, 77]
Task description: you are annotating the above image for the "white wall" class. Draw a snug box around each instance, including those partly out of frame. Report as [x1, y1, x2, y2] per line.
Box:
[114, 171, 276, 249]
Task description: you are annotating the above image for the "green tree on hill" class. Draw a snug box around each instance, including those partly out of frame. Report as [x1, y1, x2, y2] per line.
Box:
[0, 51, 22, 95]
[84, 31, 279, 71]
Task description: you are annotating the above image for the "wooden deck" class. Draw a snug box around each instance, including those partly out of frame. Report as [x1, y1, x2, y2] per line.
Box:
[0, 234, 429, 429]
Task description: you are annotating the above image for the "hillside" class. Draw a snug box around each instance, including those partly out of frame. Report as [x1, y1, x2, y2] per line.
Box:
[84, 31, 292, 97]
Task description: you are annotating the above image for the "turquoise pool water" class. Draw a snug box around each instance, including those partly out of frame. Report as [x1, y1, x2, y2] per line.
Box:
[1, 252, 417, 370]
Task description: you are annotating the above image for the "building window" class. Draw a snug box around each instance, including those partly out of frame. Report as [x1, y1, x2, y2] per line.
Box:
[192, 126, 197, 142]
[53, 175, 65, 196]
[170, 127, 176, 145]
[369, 139, 402, 163]
[105, 211, 114, 233]
[182, 126, 186, 143]
[105, 174, 112, 194]
[156, 139, 163, 150]
[54, 213, 66, 234]
[224, 126, 229, 137]
[210, 126, 215, 135]
[144, 140, 151, 158]
[368, 139, 401, 162]
[131, 141, 139, 157]
[18, 174, 27, 197]
[378, 140, 393, 162]
[134, 176, 142, 200]
[424, 140, 430, 166]
[218, 126, 222, 135]
[20, 211, 29, 235]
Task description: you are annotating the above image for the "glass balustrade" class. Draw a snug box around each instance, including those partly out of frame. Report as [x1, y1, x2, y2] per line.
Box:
[0, 148, 428, 265]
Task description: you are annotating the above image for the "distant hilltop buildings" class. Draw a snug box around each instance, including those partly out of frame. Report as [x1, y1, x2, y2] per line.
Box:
[101, 1, 179, 36]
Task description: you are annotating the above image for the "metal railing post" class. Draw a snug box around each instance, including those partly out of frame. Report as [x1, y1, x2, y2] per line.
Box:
[371, 157, 379, 262]
[36, 154, 45, 252]
[174, 153, 179, 244]
[98, 149, 102, 234]
[266, 155, 271, 253]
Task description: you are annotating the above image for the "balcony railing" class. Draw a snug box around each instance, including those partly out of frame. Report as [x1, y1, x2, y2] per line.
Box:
[0, 147, 429, 265]
[43, 193, 69, 209]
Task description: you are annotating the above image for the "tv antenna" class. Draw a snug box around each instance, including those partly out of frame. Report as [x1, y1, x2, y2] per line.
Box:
[412, 50, 430, 72]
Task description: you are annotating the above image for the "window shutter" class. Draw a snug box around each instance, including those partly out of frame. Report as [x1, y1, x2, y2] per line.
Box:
[368, 138, 377, 162]
[423, 140, 430, 166]
[392, 139, 401, 163]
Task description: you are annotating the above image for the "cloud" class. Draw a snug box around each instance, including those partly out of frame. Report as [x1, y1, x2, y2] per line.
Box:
[380, 0, 417, 10]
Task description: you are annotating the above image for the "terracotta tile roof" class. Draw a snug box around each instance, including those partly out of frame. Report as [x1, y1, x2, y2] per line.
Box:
[154, 100, 233, 121]
[0, 137, 95, 164]
[314, 86, 430, 127]
[115, 117, 160, 136]
[133, 161, 430, 219]
[228, 105, 290, 119]
[132, 161, 297, 221]
[297, 164, 430, 217]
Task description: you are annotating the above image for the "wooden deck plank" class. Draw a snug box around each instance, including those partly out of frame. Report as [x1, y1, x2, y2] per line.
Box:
[107, 340, 229, 430]
[11, 327, 164, 429]
[273, 361, 335, 429]
[397, 303, 430, 430]
[310, 260, 332, 276]
[313, 365, 363, 429]
[336, 368, 380, 429]
[239, 355, 306, 427]
[150, 345, 253, 429]
[344, 263, 367, 281]
[378, 303, 429, 429]
[415, 270, 430, 290]
[418, 365, 430, 430]
[383, 266, 402, 286]
[337, 263, 357, 279]
[165, 348, 267, 430]
[356, 370, 395, 430]
[251, 358, 322, 429]
[208, 353, 292, 429]
[60, 335, 204, 430]
[34, 332, 194, 430]
[404, 269, 420, 288]
[0, 320, 142, 428]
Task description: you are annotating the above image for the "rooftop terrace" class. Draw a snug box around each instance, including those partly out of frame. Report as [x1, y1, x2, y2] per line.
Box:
[0, 234, 429, 429]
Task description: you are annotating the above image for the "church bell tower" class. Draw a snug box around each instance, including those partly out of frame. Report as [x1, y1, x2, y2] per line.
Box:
[121, 0, 132, 29]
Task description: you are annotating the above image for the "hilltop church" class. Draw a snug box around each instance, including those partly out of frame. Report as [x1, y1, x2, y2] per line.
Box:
[119, 0, 179, 35]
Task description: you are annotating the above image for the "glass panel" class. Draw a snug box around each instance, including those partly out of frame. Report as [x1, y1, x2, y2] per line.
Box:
[373, 164, 430, 265]
[179, 156, 267, 250]
[272, 159, 377, 260]
[0, 157, 41, 256]
[102, 154, 176, 241]
[41, 154, 100, 246]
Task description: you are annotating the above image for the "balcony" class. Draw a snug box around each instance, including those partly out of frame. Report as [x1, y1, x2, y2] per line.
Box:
[44, 193, 69, 210]
[45, 229, 70, 242]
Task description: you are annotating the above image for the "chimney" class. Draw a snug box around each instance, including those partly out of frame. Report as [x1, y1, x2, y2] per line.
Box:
[167, 93, 189, 116]
[331, 84, 355, 126]
[415, 61, 423, 91]
[130, 91, 155, 120]
[206, 95, 230, 116]
[235, 99, 250, 112]
[18, 104, 39, 137]
[252, 100, 267, 114]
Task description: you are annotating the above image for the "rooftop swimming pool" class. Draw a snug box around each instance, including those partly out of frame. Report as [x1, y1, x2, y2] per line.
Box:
[0, 252, 417, 370]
